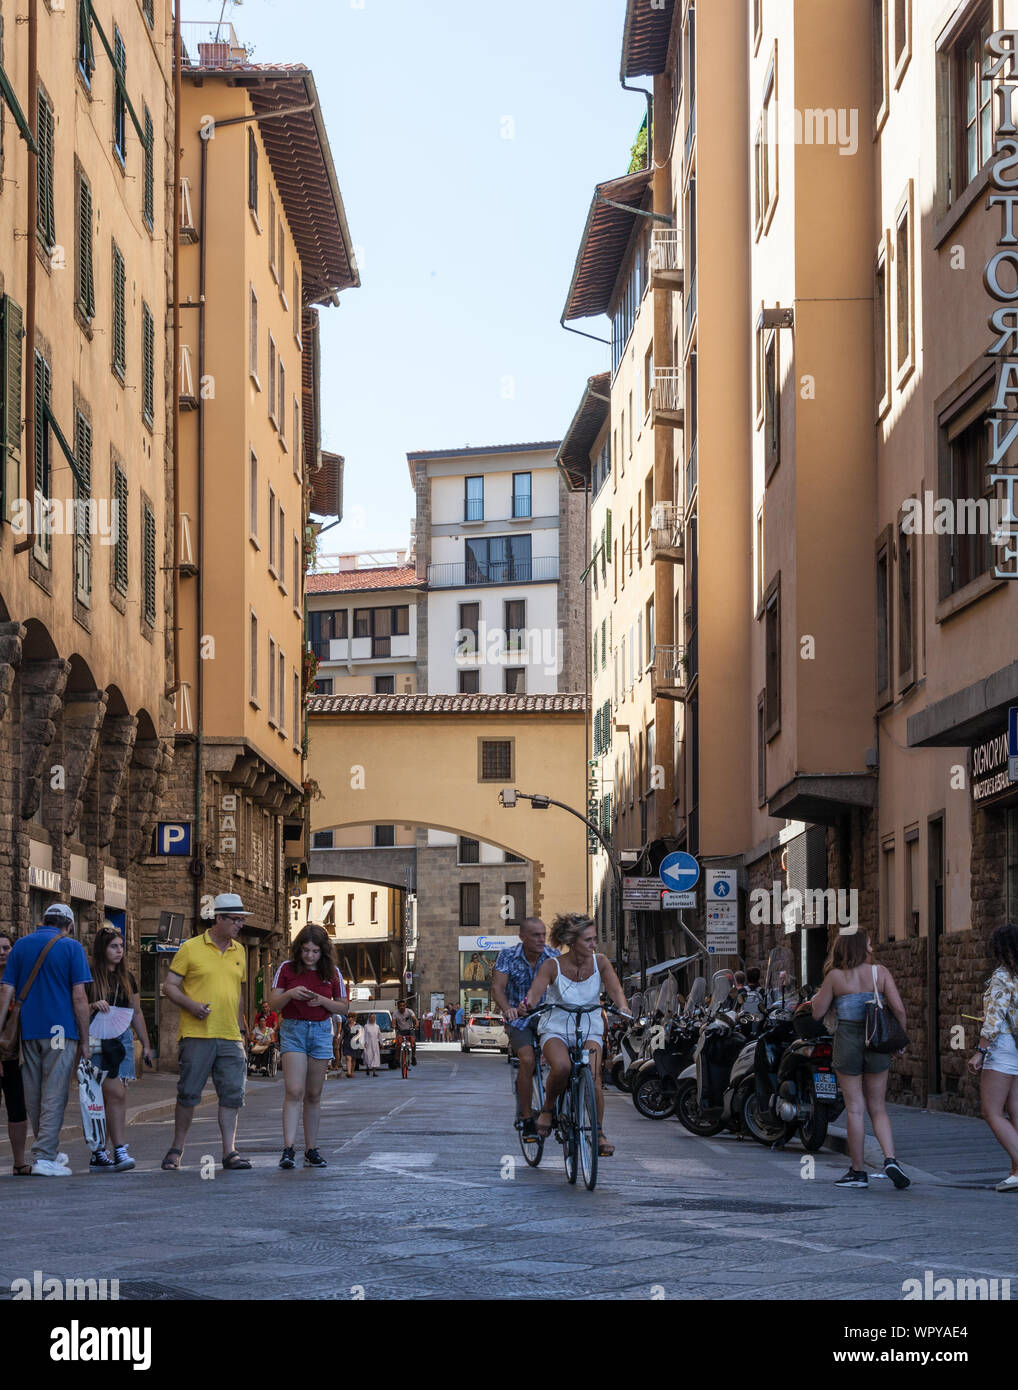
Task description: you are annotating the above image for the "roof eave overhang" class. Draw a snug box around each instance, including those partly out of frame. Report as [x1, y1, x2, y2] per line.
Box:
[620, 0, 676, 80]
[556, 373, 611, 492]
[561, 169, 652, 323]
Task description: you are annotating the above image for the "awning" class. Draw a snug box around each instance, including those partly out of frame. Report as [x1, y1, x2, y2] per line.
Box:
[557, 373, 610, 491]
[621, 0, 677, 79]
[562, 169, 652, 322]
[624, 952, 700, 984]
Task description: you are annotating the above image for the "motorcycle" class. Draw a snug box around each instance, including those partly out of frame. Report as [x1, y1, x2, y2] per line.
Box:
[609, 1009, 663, 1093]
[674, 971, 760, 1137]
[736, 947, 844, 1151]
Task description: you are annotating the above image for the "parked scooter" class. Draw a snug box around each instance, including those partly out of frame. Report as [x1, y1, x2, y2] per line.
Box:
[674, 971, 760, 1136]
[609, 1010, 661, 1093]
[631, 977, 706, 1119]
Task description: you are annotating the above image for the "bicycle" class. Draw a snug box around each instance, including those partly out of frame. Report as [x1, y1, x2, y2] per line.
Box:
[397, 1033, 414, 1078]
[526, 1001, 632, 1191]
[508, 1034, 547, 1167]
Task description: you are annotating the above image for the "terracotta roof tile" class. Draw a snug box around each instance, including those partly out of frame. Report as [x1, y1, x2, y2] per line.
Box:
[308, 693, 587, 715]
[306, 566, 419, 594]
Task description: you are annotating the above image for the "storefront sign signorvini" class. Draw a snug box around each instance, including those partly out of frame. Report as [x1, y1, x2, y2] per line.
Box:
[983, 30, 1018, 579]
[971, 727, 1015, 805]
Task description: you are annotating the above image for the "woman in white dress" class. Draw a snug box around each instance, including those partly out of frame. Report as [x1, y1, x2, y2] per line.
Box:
[520, 913, 629, 1157]
[362, 1013, 381, 1076]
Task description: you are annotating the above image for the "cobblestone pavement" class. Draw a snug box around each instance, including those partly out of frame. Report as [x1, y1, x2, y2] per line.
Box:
[1, 1051, 1015, 1302]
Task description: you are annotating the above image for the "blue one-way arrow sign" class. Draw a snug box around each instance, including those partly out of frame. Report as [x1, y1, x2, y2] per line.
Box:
[659, 851, 700, 893]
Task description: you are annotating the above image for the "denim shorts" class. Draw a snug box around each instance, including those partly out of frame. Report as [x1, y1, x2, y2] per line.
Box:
[985, 1029, 1018, 1077]
[833, 1020, 893, 1076]
[89, 1027, 136, 1083]
[279, 1017, 334, 1060]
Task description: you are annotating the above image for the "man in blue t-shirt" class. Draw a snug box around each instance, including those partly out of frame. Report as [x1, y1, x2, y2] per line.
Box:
[0, 903, 92, 1175]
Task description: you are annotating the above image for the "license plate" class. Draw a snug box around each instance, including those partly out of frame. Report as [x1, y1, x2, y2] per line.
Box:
[814, 1069, 837, 1100]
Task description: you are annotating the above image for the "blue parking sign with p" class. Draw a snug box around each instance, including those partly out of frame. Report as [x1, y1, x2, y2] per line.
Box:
[157, 823, 191, 856]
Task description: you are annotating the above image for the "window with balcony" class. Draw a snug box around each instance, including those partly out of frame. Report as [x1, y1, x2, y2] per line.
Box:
[464, 534, 533, 584]
[465, 475, 484, 521]
[512, 472, 531, 518]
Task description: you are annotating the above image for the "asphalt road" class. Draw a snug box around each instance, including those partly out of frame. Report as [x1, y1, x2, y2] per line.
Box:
[1, 1049, 1015, 1302]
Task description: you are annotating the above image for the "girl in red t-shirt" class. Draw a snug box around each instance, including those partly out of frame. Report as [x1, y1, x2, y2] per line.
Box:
[268, 925, 348, 1169]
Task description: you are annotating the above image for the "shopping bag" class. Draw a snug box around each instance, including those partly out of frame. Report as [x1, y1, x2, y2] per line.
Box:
[77, 1059, 108, 1154]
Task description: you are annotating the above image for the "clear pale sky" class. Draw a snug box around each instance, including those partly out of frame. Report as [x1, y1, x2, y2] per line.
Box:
[185, 0, 641, 555]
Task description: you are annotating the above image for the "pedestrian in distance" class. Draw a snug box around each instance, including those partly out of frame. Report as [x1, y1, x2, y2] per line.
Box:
[967, 923, 1018, 1192]
[268, 924, 348, 1169]
[393, 999, 419, 1064]
[455, 1003, 464, 1041]
[362, 1013, 381, 1076]
[810, 930, 910, 1190]
[86, 925, 153, 1173]
[0, 903, 91, 1176]
[424, 1010, 433, 1042]
[160, 893, 253, 1172]
[0, 931, 30, 1175]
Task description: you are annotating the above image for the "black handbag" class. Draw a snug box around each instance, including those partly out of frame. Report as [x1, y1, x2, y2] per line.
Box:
[865, 966, 909, 1054]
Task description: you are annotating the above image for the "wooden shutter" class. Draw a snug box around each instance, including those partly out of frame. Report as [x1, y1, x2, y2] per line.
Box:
[112, 245, 126, 377]
[248, 128, 258, 213]
[1, 295, 22, 521]
[113, 463, 128, 594]
[143, 503, 156, 625]
[78, 176, 95, 319]
[32, 351, 50, 496]
[142, 303, 154, 423]
[36, 91, 54, 245]
[74, 412, 92, 601]
[143, 108, 154, 227]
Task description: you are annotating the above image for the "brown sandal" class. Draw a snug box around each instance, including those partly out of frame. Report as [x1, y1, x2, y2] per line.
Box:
[161, 1147, 183, 1170]
[598, 1137, 615, 1157]
[536, 1109, 554, 1138]
[13, 1164, 32, 1176]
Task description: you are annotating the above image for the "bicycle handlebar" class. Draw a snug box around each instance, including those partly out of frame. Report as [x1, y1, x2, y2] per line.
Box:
[523, 1002, 633, 1021]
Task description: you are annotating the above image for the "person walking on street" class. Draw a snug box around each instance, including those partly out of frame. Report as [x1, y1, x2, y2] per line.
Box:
[160, 893, 253, 1172]
[968, 923, 1018, 1192]
[423, 1010, 433, 1042]
[86, 926, 153, 1173]
[810, 931, 910, 1190]
[268, 924, 347, 1168]
[0, 903, 91, 1176]
[0, 932, 31, 1175]
[454, 1004, 464, 1042]
[363, 1013, 381, 1076]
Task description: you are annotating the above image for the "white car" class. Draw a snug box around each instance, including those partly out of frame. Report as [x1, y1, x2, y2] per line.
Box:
[461, 1013, 508, 1053]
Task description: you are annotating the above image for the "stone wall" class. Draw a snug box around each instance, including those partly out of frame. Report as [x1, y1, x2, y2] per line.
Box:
[878, 938, 927, 1108]
[557, 479, 588, 694]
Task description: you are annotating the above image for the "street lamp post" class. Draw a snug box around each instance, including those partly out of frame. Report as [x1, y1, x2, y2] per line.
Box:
[497, 787, 630, 988]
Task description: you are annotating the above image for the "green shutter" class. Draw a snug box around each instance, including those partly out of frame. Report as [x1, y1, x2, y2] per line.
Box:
[112, 245, 126, 377]
[142, 303, 154, 423]
[36, 91, 54, 247]
[143, 107, 154, 228]
[142, 0, 154, 27]
[77, 177, 95, 319]
[1, 295, 22, 521]
[113, 463, 128, 595]
[113, 28, 126, 159]
[32, 351, 50, 497]
[78, 0, 95, 82]
[143, 503, 156, 625]
[74, 412, 92, 600]
[593, 707, 601, 755]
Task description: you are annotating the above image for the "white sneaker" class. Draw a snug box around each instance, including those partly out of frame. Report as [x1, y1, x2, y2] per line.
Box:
[32, 1158, 72, 1176]
[56, 1152, 69, 1166]
[995, 1174, 1018, 1192]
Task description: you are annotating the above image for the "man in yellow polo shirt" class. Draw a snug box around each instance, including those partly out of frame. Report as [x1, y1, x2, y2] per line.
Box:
[161, 893, 252, 1172]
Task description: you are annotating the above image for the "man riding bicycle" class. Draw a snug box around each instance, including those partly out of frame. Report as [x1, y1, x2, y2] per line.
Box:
[393, 999, 418, 1066]
[491, 918, 559, 1140]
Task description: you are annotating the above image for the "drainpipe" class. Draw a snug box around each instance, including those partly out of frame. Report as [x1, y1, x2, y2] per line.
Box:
[192, 120, 210, 932]
[168, 0, 182, 698]
[14, 0, 38, 555]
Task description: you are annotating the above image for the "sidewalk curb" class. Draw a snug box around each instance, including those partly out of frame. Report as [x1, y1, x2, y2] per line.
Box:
[126, 1087, 218, 1127]
[826, 1124, 945, 1185]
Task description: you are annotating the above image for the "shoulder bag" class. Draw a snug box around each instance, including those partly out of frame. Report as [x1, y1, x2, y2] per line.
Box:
[865, 964, 909, 1054]
[0, 934, 62, 1062]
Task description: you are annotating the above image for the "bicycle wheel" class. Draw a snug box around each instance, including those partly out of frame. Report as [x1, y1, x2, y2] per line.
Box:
[515, 1066, 545, 1167]
[577, 1065, 599, 1190]
[559, 1089, 578, 1184]
[401, 1044, 409, 1079]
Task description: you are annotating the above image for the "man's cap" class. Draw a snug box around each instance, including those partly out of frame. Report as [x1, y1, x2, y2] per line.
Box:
[42, 903, 75, 927]
[212, 892, 252, 917]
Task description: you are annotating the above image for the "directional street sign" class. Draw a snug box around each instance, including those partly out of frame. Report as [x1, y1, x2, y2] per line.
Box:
[623, 877, 662, 911]
[659, 851, 700, 893]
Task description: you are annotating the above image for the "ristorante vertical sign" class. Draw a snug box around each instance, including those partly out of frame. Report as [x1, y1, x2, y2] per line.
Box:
[985, 31, 1018, 579]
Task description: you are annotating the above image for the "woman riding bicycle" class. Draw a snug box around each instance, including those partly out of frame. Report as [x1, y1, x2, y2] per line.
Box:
[519, 912, 630, 1157]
